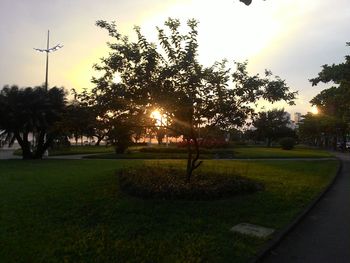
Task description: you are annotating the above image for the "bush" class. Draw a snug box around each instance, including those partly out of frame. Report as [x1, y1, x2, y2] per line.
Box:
[118, 166, 263, 200]
[177, 139, 229, 149]
[279, 137, 296, 150]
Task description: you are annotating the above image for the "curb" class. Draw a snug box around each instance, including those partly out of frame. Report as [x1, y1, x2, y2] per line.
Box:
[249, 158, 343, 263]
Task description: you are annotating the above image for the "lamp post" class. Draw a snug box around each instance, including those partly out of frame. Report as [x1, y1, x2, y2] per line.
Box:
[34, 30, 63, 91]
[33, 30, 63, 157]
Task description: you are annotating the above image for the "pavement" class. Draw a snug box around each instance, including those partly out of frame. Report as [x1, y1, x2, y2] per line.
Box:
[0, 149, 20, 159]
[261, 152, 350, 263]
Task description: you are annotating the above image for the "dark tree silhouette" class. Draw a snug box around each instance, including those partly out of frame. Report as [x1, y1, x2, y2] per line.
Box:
[308, 42, 350, 147]
[252, 109, 295, 147]
[91, 18, 296, 181]
[0, 85, 66, 159]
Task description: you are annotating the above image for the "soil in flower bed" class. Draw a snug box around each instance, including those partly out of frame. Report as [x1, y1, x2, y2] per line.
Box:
[118, 165, 264, 200]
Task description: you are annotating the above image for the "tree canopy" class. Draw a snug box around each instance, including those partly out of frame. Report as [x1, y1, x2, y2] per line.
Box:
[251, 109, 295, 147]
[309, 43, 350, 123]
[299, 42, 350, 148]
[0, 85, 66, 159]
[90, 18, 296, 180]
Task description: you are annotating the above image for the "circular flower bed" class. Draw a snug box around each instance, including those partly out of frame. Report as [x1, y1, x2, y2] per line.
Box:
[118, 166, 264, 200]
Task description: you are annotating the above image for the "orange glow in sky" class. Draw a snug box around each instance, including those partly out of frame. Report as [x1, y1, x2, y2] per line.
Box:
[1, 0, 349, 115]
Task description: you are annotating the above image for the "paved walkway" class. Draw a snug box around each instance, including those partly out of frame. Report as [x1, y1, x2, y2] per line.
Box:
[0, 149, 20, 159]
[262, 152, 350, 263]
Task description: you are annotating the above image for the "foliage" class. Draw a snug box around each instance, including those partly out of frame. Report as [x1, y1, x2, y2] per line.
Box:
[250, 109, 295, 146]
[106, 120, 133, 153]
[177, 138, 229, 149]
[0, 85, 66, 159]
[309, 42, 350, 86]
[279, 137, 296, 150]
[63, 102, 96, 145]
[93, 18, 296, 181]
[298, 113, 347, 148]
[307, 42, 350, 147]
[119, 165, 263, 200]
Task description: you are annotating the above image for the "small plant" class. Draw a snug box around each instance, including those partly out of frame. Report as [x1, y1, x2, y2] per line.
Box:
[279, 137, 296, 150]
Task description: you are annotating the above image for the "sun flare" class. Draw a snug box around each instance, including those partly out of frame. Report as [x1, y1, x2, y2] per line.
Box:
[310, 105, 319, 115]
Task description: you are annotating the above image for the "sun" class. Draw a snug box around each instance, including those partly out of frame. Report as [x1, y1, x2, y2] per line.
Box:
[310, 105, 319, 115]
[150, 109, 164, 127]
[150, 110, 162, 120]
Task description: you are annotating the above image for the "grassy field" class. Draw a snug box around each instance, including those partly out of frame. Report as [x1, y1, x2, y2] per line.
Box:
[13, 145, 115, 156]
[13, 145, 333, 159]
[233, 146, 333, 158]
[84, 145, 333, 159]
[0, 159, 338, 263]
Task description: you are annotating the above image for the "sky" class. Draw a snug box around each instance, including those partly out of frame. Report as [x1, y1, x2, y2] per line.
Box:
[0, 0, 349, 116]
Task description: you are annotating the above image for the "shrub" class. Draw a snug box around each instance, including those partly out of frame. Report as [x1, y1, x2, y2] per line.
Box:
[118, 166, 263, 200]
[279, 137, 296, 150]
[177, 139, 229, 149]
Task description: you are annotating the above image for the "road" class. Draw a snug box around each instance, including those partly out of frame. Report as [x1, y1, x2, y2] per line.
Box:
[262, 152, 350, 263]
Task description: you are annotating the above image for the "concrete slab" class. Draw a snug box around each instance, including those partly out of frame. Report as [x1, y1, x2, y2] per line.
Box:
[231, 223, 275, 238]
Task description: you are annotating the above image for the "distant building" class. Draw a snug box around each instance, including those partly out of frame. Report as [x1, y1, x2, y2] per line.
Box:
[290, 112, 302, 130]
[294, 112, 302, 124]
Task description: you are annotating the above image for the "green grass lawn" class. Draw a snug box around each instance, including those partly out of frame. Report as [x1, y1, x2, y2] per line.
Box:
[13, 145, 333, 160]
[50, 145, 115, 155]
[0, 159, 338, 263]
[233, 146, 333, 158]
[84, 145, 333, 159]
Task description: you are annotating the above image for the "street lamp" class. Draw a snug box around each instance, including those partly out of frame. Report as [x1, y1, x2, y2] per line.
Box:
[33, 30, 63, 157]
[34, 30, 63, 91]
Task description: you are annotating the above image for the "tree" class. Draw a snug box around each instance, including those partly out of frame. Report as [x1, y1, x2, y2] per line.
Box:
[251, 109, 295, 147]
[310, 42, 350, 119]
[0, 85, 66, 159]
[298, 113, 347, 149]
[310, 42, 350, 86]
[92, 18, 296, 181]
[309, 42, 350, 145]
[63, 103, 96, 145]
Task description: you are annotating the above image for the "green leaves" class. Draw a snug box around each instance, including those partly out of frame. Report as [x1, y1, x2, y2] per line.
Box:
[0, 85, 66, 158]
[91, 17, 296, 178]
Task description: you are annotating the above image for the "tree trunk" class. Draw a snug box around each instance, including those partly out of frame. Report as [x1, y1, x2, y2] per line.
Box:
[15, 132, 34, 159]
[186, 138, 193, 182]
[95, 136, 104, 146]
[267, 138, 272, 147]
[185, 136, 203, 182]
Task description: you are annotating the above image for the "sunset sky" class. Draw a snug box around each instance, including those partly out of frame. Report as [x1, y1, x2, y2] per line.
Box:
[1, 0, 349, 115]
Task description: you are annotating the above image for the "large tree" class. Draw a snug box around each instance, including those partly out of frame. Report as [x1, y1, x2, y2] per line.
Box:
[310, 42, 350, 118]
[251, 109, 295, 147]
[92, 18, 296, 181]
[308, 42, 350, 145]
[0, 85, 66, 159]
[298, 113, 347, 149]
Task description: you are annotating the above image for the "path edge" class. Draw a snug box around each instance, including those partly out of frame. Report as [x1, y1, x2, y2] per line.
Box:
[249, 157, 343, 263]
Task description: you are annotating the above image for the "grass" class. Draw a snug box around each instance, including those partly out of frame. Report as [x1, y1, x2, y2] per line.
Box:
[85, 145, 333, 159]
[13, 145, 115, 156]
[233, 146, 333, 158]
[0, 159, 339, 263]
[13, 145, 333, 159]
